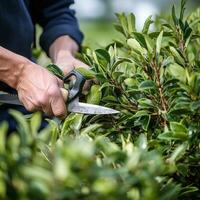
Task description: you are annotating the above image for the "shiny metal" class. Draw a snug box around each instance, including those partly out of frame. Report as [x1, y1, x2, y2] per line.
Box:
[68, 98, 119, 115]
[0, 94, 119, 115]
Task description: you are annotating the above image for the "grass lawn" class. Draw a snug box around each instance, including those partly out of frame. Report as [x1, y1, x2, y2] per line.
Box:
[79, 20, 120, 49]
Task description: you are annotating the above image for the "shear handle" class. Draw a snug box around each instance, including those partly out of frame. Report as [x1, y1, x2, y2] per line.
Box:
[63, 70, 86, 102]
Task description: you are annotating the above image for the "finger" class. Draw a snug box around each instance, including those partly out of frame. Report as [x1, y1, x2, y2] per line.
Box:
[57, 78, 64, 88]
[42, 102, 54, 117]
[60, 88, 68, 102]
[18, 93, 41, 112]
[74, 60, 90, 70]
[50, 90, 67, 119]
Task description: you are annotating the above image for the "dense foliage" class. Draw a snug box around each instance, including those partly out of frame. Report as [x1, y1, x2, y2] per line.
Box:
[0, 1, 200, 199]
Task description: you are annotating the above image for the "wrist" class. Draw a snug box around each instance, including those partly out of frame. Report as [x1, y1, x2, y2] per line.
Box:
[0, 47, 31, 89]
[49, 35, 79, 63]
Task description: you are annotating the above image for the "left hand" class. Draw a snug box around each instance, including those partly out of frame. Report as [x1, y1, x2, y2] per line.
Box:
[49, 36, 92, 92]
[54, 51, 89, 75]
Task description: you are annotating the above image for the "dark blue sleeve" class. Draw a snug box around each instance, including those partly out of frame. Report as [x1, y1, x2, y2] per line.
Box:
[36, 0, 83, 54]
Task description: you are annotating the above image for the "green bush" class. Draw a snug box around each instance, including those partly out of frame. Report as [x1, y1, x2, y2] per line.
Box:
[0, 1, 200, 199]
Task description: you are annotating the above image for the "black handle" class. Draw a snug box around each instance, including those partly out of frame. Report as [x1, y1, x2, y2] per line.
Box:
[63, 70, 86, 102]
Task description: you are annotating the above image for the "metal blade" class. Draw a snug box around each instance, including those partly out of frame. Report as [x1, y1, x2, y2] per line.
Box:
[0, 94, 23, 105]
[68, 101, 119, 115]
[0, 94, 120, 115]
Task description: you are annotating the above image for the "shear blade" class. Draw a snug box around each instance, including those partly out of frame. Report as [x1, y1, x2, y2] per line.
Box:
[0, 94, 120, 115]
[68, 101, 119, 115]
[0, 94, 23, 105]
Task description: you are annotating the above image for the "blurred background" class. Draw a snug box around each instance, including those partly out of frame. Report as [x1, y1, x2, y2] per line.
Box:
[73, 0, 200, 49]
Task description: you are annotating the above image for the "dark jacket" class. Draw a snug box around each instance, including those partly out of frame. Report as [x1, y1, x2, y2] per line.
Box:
[0, 0, 83, 132]
[0, 0, 83, 58]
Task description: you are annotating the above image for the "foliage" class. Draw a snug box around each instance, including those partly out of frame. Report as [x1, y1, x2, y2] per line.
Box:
[0, 1, 200, 199]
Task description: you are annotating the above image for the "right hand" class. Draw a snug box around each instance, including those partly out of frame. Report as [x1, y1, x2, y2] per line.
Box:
[16, 62, 68, 118]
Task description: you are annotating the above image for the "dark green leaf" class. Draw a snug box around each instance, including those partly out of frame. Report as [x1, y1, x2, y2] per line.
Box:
[46, 64, 64, 79]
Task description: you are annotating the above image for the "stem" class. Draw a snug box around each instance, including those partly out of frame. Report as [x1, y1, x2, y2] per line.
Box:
[151, 60, 168, 126]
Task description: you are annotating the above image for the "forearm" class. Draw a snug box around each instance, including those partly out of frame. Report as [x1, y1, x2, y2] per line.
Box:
[49, 35, 79, 63]
[0, 46, 29, 89]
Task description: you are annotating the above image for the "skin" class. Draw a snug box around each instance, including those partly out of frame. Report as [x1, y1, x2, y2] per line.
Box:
[0, 35, 89, 118]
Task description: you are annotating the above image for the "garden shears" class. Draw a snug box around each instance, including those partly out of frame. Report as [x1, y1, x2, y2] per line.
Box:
[0, 70, 119, 115]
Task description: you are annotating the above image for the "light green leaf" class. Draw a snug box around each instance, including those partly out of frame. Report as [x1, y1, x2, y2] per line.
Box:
[76, 67, 95, 79]
[136, 134, 148, 150]
[0, 122, 8, 153]
[156, 30, 163, 58]
[124, 78, 136, 87]
[81, 124, 102, 135]
[127, 13, 136, 34]
[168, 143, 187, 163]
[167, 63, 186, 83]
[9, 110, 31, 145]
[133, 110, 149, 118]
[30, 112, 41, 137]
[169, 47, 185, 66]
[170, 122, 188, 134]
[127, 38, 147, 56]
[87, 85, 102, 105]
[142, 15, 153, 34]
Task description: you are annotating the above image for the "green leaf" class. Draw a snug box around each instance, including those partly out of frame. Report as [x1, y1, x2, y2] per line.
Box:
[139, 80, 156, 90]
[168, 143, 187, 163]
[76, 67, 95, 79]
[138, 98, 154, 109]
[191, 100, 200, 111]
[95, 49, 110, 63]
[167, 63, 186, 83]
[9, 110, 31, 145]
[156, 30, 163, 59]
[184, 26, 192, 41]
[133, 110, 150, 118]
[81, 124, 102, 135]
[112, 58, 133, 72]
[87, 85, 102, 105]
[0, 122, 8, 153]
[124, 78, 136, 87]
[61, 113, 76, 136]
[102, 95, 117, 102]
[142, 115, 151, 131]
[132, 32, 148, 49]
[127, 13, 136, 34]
[116, 13, 129, 37]
[169, 122, 188, 140]
[158, 131, 174, 141]
[46, 64, 64, 79]
[170, 122, 188, 134]
[180, 0, 186, 21]
[169, 47, 185, 66]
[71, 114, 83, 133]
[127, 38, 147, 56]
[136, 134, 147, 150]
[162, 56, 174, 67]
[172, 5, 178, 26]
[142, 15, 153, 34]
[144, 35, 154, 54]
[114, 23, 124, 35]
[30, 112, 42, 137]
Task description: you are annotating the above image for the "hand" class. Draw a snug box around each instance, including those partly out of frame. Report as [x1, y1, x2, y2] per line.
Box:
[49, 36, 91, 92]
[16, 62, 67, 118]
[49, 35, 89, 73]
[54, 52, 90, 75]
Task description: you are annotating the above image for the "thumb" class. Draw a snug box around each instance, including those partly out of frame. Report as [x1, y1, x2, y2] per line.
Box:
[60, 88, 68, 102]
